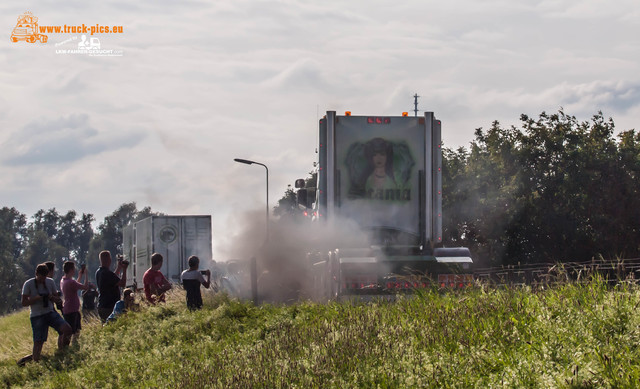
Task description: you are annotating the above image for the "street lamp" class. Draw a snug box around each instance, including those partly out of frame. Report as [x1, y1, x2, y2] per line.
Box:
[233, 158, 269, 241]
[234, 158, 268, 305]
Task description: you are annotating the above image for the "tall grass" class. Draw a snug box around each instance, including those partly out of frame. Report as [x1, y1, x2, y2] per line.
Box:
[2, 278, 640, 388]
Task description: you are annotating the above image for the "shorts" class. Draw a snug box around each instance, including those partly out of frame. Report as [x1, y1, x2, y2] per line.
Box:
[30, 311, 68, 343]
[63, 312, 82, 334]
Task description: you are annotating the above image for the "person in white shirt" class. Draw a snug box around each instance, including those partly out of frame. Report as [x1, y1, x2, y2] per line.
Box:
[180, 256, 211, 310]
[19, 263, 72, 365]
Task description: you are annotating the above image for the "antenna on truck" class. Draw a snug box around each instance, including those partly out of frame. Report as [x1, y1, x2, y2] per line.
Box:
[413, 93, 420, 117]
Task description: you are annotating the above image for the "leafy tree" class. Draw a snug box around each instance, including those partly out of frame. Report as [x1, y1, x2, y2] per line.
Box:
[75, 213, 95, 264]
[86, 203, 160, 275]
[0, 207, 27, 313]
[443, 110, 640, 266]
[0, 207, 27, 260]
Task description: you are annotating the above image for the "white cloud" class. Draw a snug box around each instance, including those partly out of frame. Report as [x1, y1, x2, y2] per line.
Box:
[1, 114, 146, 165]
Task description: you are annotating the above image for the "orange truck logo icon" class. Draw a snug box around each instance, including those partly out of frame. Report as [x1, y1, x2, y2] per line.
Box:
[10, 12, 48, 43]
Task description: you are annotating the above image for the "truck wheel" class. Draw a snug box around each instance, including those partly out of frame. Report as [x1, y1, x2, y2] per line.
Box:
[28, 36, 35, 43]
[40, 35, 48, 43]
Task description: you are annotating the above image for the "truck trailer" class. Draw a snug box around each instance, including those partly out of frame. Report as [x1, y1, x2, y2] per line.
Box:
[296, 111, 473, 300]
[122, 215, 212, 289]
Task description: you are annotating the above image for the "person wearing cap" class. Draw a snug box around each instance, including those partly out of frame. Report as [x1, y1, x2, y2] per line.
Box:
[180, 255, 211, 310]
[18, 264, 72, 365]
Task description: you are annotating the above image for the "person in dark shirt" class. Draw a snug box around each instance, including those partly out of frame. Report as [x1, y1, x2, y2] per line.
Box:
[82, 285, 98, 321]
[180, 256, 210, 310]
[45, 261, 63, 311]
[82, 286, 98, 310]
[95, 250, 128, 323]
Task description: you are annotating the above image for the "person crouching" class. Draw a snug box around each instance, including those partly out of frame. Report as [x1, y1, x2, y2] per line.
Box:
[106, 288, 136, 323]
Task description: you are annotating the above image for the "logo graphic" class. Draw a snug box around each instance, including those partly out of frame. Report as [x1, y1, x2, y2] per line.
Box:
[10, 12, 124, 56]
[159, 226, 178, 244]
[10, 12, 48, 43]
[78, 35, 99, 50]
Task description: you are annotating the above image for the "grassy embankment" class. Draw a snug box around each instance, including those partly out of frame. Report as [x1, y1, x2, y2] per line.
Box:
[1, 277, 640, 388]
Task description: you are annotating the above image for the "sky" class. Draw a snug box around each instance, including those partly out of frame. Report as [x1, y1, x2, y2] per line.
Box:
[2, 0, 639, 258]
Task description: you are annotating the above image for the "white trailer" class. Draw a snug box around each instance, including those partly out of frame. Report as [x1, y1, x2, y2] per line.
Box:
[122, 215, 212, 289]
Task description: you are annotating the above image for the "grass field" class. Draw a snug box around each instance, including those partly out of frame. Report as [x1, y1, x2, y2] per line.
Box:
[1, 277, 640, 388]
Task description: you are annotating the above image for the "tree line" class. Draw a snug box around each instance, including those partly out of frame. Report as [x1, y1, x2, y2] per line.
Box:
[442, 110, 640, 267]
[0, 203, 159, 315]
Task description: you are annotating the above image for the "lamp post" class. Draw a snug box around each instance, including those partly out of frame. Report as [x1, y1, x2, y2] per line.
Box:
[234, 158, 268, 305]
[233, 158, 269, 241]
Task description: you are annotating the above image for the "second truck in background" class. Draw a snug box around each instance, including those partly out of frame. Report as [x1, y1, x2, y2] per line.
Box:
[122, 215, 212, 289]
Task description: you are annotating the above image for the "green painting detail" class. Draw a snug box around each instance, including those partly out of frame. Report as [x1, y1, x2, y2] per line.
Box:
[344, 137, 415, 201]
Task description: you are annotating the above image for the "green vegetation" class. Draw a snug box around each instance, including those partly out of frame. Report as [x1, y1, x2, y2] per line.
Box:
[442, 110, 640, 266]
[2, 279, 640, 388]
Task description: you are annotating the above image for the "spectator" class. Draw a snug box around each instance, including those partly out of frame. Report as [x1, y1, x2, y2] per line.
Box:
[45, 260, 63, 311]
[18, 264, 72, 365]
[106, 288, 136, 323]
[180, 256, 211, 310]
[60, 261, 90, 343]
[143, 253, 172, 304]
[82, 284, 98, 320]
[96, 250, 128, 323]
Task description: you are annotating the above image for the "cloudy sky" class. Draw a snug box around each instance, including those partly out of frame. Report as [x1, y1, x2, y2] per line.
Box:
[2, 0, 639, 257]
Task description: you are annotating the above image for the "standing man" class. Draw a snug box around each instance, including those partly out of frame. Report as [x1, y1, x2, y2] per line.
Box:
[180, 255, 211, 310]
[45, 260, 63, 311]
[143, 253, 172, 304]
[19, 264, 72, 365]
[96, 250, 128, 323]
[60, 261, 90, 342]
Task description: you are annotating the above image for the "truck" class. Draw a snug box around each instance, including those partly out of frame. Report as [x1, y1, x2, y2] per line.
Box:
[122, 215, 212, 289]
[296, 111, 473, 300]
[10, 12, 48, 43]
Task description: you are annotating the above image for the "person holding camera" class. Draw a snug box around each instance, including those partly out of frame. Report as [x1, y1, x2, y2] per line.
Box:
[60, 261, 90, 343]
[180, 255, 211, 310]
[143, 253, 172, 304]
[96, 250, 128, 323]
[19, 263, 72, 365]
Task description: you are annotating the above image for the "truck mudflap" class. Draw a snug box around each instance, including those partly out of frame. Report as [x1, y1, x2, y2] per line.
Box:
[433, 247, 473, 264]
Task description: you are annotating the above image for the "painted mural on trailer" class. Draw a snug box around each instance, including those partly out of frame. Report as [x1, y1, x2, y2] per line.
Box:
[344, 137, 415, 201]
[336, 116, 423, 236]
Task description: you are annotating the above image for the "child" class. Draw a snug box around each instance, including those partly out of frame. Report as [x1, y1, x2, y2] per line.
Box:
[106, 288, 136, 323]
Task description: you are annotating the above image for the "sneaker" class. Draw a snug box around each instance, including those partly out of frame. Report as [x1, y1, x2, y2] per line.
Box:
[17, 354, 33, 367]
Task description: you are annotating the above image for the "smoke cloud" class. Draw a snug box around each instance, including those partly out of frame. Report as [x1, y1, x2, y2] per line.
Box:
[216, 208, 374, 304]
